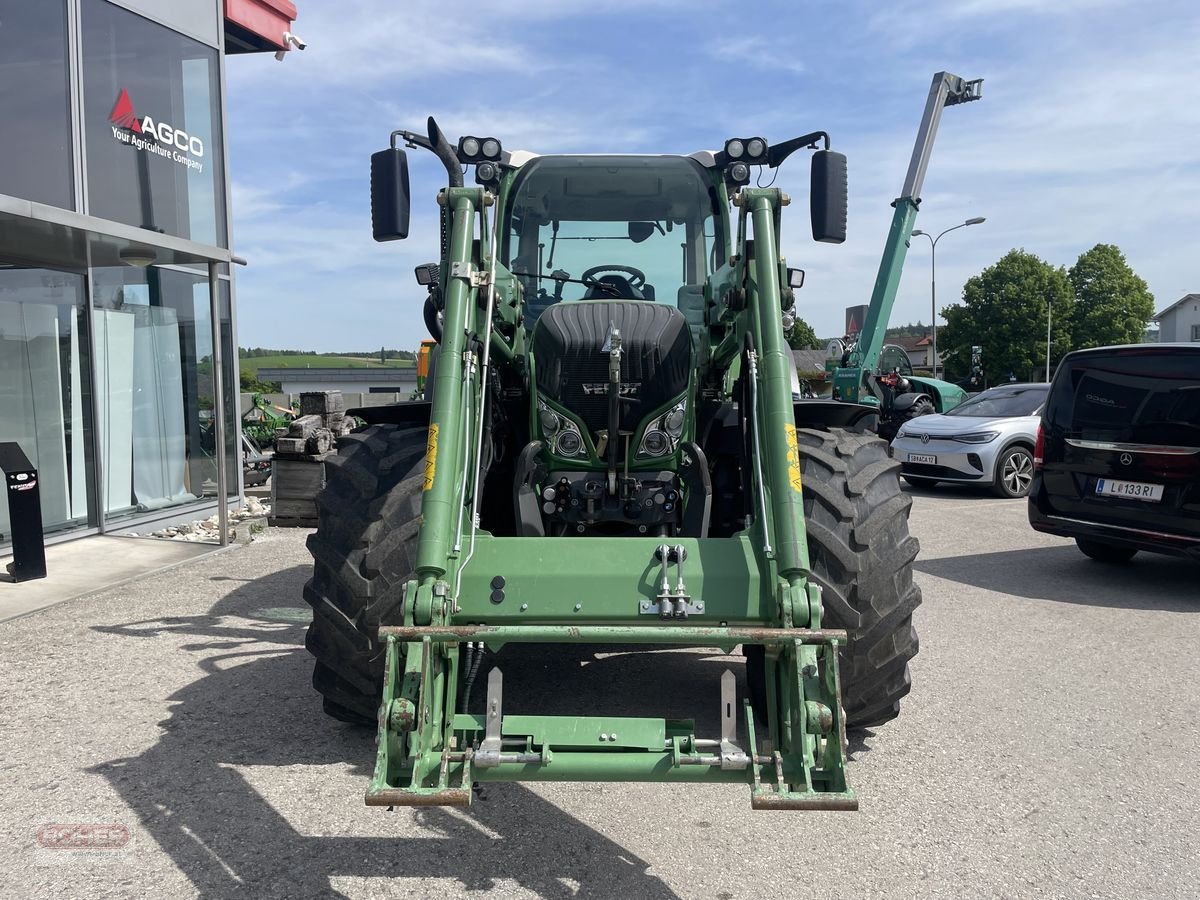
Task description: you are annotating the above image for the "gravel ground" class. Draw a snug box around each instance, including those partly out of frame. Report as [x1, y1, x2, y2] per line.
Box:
[1, 486, 1198, 899]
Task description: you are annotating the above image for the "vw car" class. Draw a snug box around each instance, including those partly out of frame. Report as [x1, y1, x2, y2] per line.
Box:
[892, 383, 1050, 497]
[1029, 344, 1200, 563]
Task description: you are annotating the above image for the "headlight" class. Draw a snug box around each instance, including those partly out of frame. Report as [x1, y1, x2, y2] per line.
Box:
[556, 429, 583, 457]
[539, 398, 584, 456]
[663, 403, 685, 438]
[641, 429, 670, 457]
[951, 431, 999, 444]
[637, 399, 686, 458]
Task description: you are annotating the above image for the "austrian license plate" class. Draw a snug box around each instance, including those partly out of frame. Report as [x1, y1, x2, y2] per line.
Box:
[907, 453, 937, 465]
[1095, 478, 1163, 502]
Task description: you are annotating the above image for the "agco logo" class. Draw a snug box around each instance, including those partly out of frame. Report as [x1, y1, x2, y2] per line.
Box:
[109, 89, 205, 173]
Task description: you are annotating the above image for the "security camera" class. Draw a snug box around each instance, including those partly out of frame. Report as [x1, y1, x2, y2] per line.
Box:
[275, 32, 307, 60]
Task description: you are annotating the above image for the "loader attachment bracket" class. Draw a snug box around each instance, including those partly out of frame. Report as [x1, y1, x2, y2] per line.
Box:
[365, 629, 857, 811]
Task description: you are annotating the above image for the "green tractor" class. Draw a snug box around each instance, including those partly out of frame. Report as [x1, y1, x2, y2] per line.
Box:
[302, 119, 921, 810]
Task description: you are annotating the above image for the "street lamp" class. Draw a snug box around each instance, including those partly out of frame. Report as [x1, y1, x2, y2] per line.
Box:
[1045, 294, 1053, 382]
[911, 217, 986, 377]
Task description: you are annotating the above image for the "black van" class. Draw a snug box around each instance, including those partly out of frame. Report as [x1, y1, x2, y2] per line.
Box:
[1029, 344, 1200, 562]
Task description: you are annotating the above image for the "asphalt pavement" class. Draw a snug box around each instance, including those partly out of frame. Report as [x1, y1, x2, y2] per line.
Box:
[2, 485, 1197, 899]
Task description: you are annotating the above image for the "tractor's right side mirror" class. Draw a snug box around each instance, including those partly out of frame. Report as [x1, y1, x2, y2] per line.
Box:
[787, 267, 805, 289]
[370, 148, 411, 241]
[810, 149, 848, 244]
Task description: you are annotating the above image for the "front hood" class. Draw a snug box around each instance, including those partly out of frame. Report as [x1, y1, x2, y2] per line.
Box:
[898, 414, 1034, 436]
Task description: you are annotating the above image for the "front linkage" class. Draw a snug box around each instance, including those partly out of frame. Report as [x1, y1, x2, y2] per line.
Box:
[365, 186, 855, 811]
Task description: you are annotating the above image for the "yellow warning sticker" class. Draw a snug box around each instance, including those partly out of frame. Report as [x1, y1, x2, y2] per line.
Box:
[784, 423, 803, 493]
[423, 424, 439, 491]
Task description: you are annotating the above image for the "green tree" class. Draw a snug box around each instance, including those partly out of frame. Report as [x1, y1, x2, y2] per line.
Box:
[786, 316, 821, 351]
[1068, 244, 1155, 350]
[939, 249, 1074, 384]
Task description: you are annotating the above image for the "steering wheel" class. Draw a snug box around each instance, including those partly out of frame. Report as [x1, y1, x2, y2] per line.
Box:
[580, 264, 647, 292]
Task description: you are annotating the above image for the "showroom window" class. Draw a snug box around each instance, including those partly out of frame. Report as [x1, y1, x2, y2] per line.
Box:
[90, 265, 234, 520]
[81, 0, 226, 247]
[0, 1, 75, 209]
[0, 267, 96, 540]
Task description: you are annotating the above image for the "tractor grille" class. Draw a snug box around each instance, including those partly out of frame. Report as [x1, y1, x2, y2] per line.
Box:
[532, 301, 692, 434]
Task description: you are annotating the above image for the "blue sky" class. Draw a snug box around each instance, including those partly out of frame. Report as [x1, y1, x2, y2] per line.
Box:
[224, 0, 1200, 351]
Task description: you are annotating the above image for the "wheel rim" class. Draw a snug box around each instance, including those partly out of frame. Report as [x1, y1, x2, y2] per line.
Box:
[1002, 451, 1033, 495]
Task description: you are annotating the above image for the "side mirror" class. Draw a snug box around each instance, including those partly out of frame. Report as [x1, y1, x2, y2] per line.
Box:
[371, 148, 411, 241]
[786, 267, 805, 289]
[810, 149, 847, 244]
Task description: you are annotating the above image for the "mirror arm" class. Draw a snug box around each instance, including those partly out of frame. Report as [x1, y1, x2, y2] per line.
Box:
[767, 131, 830, 169]
[388, 119, 463, 188]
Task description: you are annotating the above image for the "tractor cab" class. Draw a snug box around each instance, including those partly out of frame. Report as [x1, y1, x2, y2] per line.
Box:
[503, 156, 720, 536]
[503, 154, 724, 331]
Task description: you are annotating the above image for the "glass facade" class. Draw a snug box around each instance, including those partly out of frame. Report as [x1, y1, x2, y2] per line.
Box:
[92, 267, 202, 516]
[82, 0, 226, 246]
[0, 1, 241, 548]
[0, 266, 95, 541]
[0, 2, 75, 209]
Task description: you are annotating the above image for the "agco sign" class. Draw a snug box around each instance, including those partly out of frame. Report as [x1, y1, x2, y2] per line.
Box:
[109, 89, 205, 174]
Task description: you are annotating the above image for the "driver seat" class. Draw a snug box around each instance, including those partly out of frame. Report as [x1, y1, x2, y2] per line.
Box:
[583, 274, 654, 301]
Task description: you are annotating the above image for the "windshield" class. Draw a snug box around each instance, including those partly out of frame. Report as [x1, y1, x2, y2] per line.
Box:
[503, 155, 723, 326]
[947, 385, 1048, 418]
[1046, 349, 1200, 446]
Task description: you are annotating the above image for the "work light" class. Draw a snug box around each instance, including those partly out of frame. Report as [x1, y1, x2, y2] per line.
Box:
[458, 136, 502, 163]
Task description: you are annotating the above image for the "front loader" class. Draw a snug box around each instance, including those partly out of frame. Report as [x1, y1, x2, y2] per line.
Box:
[303, 120, 921, 810]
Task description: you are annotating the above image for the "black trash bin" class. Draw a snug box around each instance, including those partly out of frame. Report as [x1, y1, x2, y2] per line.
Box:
[0, 442, 47, 582]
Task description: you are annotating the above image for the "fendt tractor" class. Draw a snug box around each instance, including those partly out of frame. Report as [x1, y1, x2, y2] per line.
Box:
[302, 98, 930, 811]
[829, 71, 983, 439]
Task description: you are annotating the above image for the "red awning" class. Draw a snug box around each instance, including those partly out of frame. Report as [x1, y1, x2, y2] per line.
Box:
[224, 0, 298, 54]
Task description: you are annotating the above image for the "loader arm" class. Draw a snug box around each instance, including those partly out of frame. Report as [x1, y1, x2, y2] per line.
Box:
[832, 71, 982, 405]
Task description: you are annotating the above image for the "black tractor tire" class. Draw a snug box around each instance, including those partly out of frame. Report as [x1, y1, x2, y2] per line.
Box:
[747, 427, 921, 730]
[303, 424, 427, 724]
[1075, 538, 1138, 564]
[878, 395, 934, 443]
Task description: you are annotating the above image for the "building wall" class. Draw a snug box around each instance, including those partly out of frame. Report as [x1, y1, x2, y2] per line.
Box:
[1158, 299, 1200, 342]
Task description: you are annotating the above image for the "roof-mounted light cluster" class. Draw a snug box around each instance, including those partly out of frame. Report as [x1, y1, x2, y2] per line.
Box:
[458, 136, 502, 163]
[458, 135, 503, 186]
[723, 136, 768, 186]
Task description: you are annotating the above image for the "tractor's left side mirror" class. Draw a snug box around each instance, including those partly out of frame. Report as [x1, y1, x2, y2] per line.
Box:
[787, 267, 805, 289]
[371, 148, 411, 241]
[810, 149, 847, 244]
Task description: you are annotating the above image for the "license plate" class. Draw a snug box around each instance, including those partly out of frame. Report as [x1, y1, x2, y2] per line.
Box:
[1095, 478, 1163, 502]
[907, 453, 936, 465]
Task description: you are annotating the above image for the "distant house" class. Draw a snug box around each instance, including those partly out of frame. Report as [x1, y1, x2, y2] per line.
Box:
[791, 349, 829, 375]
[1153, 294, 1200, 343]
[887, 334, 940, 371]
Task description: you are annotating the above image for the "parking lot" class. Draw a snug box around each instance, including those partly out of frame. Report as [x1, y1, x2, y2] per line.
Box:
[2, 487, 1197, 899]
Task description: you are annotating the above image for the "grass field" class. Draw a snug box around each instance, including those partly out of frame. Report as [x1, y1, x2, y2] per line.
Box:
[243, 354, 415, 372]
